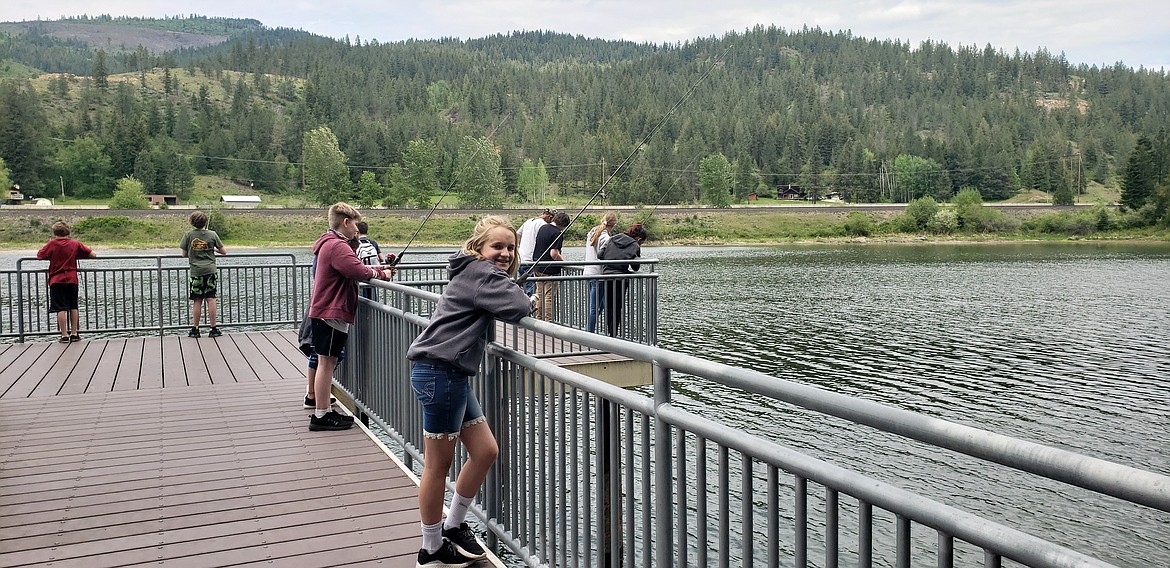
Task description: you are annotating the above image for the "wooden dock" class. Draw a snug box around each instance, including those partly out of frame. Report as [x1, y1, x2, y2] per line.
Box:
[0, 331, 494, 567]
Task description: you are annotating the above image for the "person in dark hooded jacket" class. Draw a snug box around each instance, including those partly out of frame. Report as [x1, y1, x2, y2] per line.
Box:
[406, 215, 532, 565]
[598, 223, 648, 337]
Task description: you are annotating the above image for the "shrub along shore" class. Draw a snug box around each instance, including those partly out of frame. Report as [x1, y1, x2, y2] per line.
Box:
[1, 204, 1167, 251]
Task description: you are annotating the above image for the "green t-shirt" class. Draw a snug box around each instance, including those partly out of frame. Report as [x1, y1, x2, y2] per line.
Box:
[180, 228, 223, 277]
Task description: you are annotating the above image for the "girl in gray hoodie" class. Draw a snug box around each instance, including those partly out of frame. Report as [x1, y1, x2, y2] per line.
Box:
[406, 215, 531, 566]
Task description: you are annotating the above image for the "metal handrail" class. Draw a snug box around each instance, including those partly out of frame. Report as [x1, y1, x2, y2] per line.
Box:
[1, 254, 661, 342]
[4, 253, 304, 341]
[335, 278, 1168, 568]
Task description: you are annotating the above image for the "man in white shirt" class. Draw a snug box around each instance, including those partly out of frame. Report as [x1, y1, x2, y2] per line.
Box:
[517, 208, 554, 295]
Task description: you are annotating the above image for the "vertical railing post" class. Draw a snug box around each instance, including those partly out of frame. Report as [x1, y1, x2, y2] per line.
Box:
[484, 322, 502, 552]
[654, 363, 673, 566]
[648, 269, 658, 345]
[16, 259, 27, 343]
[290, 254, 300, 323]
[157, 256, 165, 337]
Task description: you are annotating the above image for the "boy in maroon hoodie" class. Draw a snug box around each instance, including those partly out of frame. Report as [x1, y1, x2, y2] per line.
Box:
[37, 221, 96, 343]
[307, 202, 395, 431]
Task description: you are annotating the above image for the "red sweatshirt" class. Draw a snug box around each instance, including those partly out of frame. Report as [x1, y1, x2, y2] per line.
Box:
[37, 237, 95, 285]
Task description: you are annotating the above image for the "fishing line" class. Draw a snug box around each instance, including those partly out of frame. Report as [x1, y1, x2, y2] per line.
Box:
[643, 150, 705, 220]
[392, 114, 513, 264]
[519, 44, 733, 283]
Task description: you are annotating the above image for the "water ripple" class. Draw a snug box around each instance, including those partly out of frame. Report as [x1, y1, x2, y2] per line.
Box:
[651, 243, 1170, 566]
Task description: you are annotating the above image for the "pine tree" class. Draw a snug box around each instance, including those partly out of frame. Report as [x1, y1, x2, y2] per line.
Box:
[92, 50, 109, 90]
[1120, 136, 1156, 211]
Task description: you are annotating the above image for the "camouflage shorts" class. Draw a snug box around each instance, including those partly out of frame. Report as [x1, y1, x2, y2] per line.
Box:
[189, 274, 218, 300]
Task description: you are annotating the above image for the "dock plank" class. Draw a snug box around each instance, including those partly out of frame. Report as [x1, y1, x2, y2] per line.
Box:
[57, 339, 106, 395]
[209, 332, 253, 382]
[0, 341, 57, 399]
[84, 339, 123, 393]
[187, 336, 217, 386]
[249, 331, 303, 379]
[29, 339, 88, 397]
[112, 337, 144, 391]
[164, 337, 191, 384]
[230, 332, 283, 380]
[139, 336, 164, 389]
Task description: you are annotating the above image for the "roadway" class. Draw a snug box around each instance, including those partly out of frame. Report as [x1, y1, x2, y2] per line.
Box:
[0, 203, 1092, 217]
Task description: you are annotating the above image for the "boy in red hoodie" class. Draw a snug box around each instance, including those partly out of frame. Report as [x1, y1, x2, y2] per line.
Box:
[37, 221, 96, 343]
[307, 202, 395, 431]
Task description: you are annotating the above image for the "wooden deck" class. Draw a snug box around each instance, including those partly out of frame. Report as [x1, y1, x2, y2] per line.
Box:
[0, 331, 491, 568]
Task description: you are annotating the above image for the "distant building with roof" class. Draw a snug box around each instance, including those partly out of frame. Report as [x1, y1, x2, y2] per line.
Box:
[220, 195, 261, 208]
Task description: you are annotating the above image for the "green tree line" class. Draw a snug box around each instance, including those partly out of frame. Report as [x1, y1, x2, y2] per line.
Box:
[1, 21, 1170, 224]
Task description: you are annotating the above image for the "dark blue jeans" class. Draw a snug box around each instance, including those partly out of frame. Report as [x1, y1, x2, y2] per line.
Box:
[586, 279, 605, 333]
[519, 264, 536, 295]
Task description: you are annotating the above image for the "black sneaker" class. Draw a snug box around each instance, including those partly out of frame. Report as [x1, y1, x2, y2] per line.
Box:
[308, 411, 354, 431]
[303, 396, 338, 409]
[187, 327, 200, 338]
[208, 327, 222, 338]
[442, 522, 487, 559]
[69, 334, 81, 342]
[416, 540, 474, 568]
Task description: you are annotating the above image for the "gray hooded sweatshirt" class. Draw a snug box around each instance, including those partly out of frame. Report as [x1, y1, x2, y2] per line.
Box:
[407, 251, 531, 375]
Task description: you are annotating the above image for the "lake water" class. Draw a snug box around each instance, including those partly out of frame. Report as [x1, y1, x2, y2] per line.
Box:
[640, 242, 1170, 567]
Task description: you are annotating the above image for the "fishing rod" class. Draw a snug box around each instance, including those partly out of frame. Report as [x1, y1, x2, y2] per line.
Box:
[390, 114, 513, 265]
[519, 44, 733, 284]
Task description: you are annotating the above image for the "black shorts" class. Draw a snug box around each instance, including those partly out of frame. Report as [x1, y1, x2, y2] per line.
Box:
[310, 318, 348, 359]
[48, 283, 79, 313]
[189, 274, 218, 300]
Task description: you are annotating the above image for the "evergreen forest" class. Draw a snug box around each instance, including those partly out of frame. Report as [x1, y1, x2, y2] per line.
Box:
[1, 15, 1169, 228]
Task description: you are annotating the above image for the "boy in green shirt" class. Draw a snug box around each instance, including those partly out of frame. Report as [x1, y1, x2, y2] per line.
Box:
[179, 211, 227, 338]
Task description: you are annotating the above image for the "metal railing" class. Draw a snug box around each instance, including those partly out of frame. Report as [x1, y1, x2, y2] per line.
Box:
[339, 279, 1170, 568]
[359, 259, 659, 346]
[2, 253, 307, 341]
[1, 254, 658, 347]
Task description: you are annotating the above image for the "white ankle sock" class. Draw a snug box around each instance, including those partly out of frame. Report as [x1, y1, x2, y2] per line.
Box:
[444, 492, 474, 530]
[314, 408, 328, 418]
[421, 520, 443, 553]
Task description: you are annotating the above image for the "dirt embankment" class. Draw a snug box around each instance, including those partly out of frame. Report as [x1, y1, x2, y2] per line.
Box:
[0, 21, 227, 52]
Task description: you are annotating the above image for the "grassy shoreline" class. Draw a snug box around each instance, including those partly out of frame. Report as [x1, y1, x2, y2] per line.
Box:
[2, 209, 1167, 251]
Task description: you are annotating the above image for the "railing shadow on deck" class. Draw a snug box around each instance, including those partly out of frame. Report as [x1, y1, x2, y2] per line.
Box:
[340, 278, 1169, 568]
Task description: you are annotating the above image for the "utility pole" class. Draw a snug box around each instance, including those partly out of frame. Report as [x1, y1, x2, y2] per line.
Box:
[600, 156, 606, 206]
[1078, 153, 1083, 201]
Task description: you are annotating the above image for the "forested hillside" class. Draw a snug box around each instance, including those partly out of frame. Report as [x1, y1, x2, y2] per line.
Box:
[1, 16, 1169, 223]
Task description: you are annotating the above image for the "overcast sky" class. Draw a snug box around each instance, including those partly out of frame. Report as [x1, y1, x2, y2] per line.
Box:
[4, 0, 1167, 71]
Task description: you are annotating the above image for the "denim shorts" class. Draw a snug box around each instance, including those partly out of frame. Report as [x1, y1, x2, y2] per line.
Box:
[410, 359, 485, 440]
